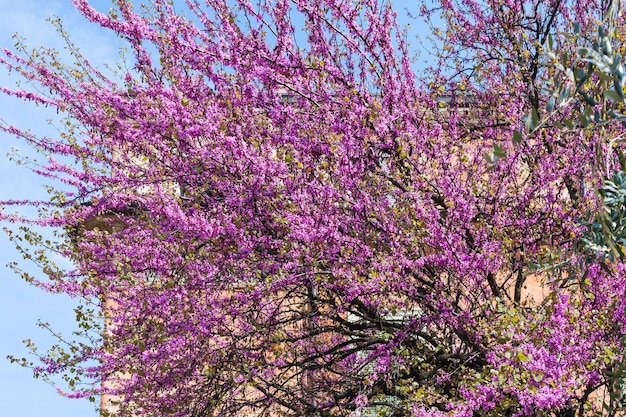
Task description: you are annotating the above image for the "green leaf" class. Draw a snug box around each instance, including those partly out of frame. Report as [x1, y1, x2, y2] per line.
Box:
[563, 119, 574, 129]
[614, 79, 625, 98]
[525, 107, 540, 130]
[531, 107, 539, 130]
[579, 112, 589, 127]
[595, 71, 615, 82]
[565, 68, 575, 85]
[547, 34, 554, 51]
[604, 90, 624, 102]
[493, 144, 507, 158]
[558, 86, 572, 106]
[512, 130, 523, 145]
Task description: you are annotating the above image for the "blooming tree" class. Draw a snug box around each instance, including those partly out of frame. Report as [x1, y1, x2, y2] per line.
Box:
[3, 0, 626, 416]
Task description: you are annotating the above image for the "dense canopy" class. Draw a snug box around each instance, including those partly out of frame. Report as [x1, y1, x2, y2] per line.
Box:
[3, 0, 626, 416]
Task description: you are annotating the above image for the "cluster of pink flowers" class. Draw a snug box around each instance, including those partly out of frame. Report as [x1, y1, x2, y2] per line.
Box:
[2, 0, 626, 416]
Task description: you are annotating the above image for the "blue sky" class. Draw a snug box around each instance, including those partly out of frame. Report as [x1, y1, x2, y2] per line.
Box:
[0, 1, 120, 416]
[0, 1, 436, 416]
